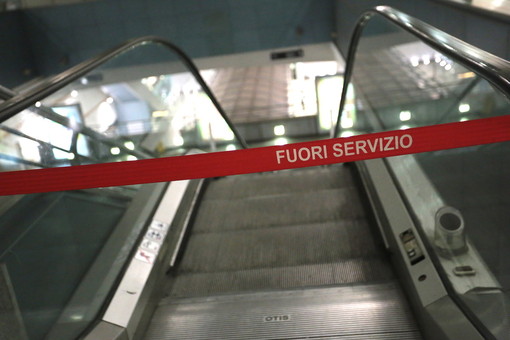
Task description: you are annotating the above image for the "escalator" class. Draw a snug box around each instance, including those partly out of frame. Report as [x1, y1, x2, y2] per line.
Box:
[143, 165, 422, 339]
[0, 6, 509, 340]
[0, 190, 131, 339]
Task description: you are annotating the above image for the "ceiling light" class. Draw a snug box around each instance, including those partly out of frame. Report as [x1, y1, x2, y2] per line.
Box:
[110, 147, 120, 155]
[70, 314, 83, 321]
[152, 110, 169, 118]
[341, 116, 354, 129]
[173, 135, 184, 147]
[124, 141, 135, 150]
[459, 103, 470, 113]
[274, 125, 285, 136]
[399, 110, 411, 121]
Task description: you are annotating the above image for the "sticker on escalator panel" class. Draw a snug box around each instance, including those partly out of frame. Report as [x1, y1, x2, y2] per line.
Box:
[151, 220, 169, 232]
[135, 249, 156, 264]
[146, 228, 165, 241]
[141, 239, 161, 252]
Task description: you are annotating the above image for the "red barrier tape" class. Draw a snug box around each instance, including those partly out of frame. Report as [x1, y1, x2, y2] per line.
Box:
[1, 115, 510, 196]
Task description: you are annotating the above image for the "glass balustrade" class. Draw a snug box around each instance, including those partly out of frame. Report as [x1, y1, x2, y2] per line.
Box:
[0, 39, 243, 340]
[338, 13, 510, 339]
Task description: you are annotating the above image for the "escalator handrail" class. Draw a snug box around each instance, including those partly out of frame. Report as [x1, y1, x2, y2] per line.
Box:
[332, 5, 510, 138]
[0, 36, 248, 149]
[332, 6, 504, 339]
[0, 85, 14, 101]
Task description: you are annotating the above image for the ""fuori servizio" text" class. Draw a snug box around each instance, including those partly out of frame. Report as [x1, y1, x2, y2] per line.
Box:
[275, 134, 413, 164]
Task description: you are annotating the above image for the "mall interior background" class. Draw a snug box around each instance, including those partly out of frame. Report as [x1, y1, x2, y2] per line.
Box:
[0, 0, 509, 89]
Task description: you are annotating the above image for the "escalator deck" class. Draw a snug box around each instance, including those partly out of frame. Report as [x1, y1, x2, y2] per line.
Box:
[144, 165, 422, 339]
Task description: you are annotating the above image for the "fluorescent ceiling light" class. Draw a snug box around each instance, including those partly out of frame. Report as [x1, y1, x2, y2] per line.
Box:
[340, 116, 354, 129]
[274, 125, 285, 136]
[399, 110, 411, 121]
[124, 141, 135, 150]
[459, 103, 470, 113]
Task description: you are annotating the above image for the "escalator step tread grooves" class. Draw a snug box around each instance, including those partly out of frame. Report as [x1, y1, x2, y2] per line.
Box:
[203, 166, 356, 200]
[193, 188, 366, 232]
[165, 165, 393, 298]
[165, 258, 394, 299]
[145, 165, 423, 340]
[179, 221, 381, 273]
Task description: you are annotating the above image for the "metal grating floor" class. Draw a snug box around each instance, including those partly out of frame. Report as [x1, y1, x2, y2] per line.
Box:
[145, 283, 422, 340]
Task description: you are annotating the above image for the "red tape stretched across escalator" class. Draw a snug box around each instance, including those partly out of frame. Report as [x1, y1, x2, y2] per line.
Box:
[1, 115, 509, 196]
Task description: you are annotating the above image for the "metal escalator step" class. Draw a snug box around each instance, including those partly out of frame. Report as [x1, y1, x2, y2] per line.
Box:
[193, 187, 366, 233]
[146, 282, 422, 340]
[179, 220, 381, 273]
[166, 258, 395, 298]
[204, 165, 356, 200]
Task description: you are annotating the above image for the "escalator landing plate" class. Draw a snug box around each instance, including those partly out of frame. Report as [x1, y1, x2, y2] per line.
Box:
[144, 281, 422, 340]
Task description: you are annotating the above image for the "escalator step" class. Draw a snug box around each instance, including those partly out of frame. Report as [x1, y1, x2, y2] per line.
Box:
[193, 187, 366, 233]
[203, 165, 355, 200]
[179, 220, 381, 273]
[166, 258, 394, 298]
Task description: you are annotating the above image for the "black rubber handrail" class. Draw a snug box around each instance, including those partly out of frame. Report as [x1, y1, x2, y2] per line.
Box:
[0, 36, 248, 149]
[332, 5, 510, 138]
[0, 84, 14, 101]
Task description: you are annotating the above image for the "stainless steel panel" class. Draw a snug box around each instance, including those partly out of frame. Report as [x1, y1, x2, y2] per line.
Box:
[103, 180, 190, 328]
[83, 321, 128, 340]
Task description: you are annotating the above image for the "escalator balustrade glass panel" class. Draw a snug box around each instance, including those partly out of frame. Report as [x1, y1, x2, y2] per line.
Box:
[0, 40, 243, 340]
[340, 13, 510, 339]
